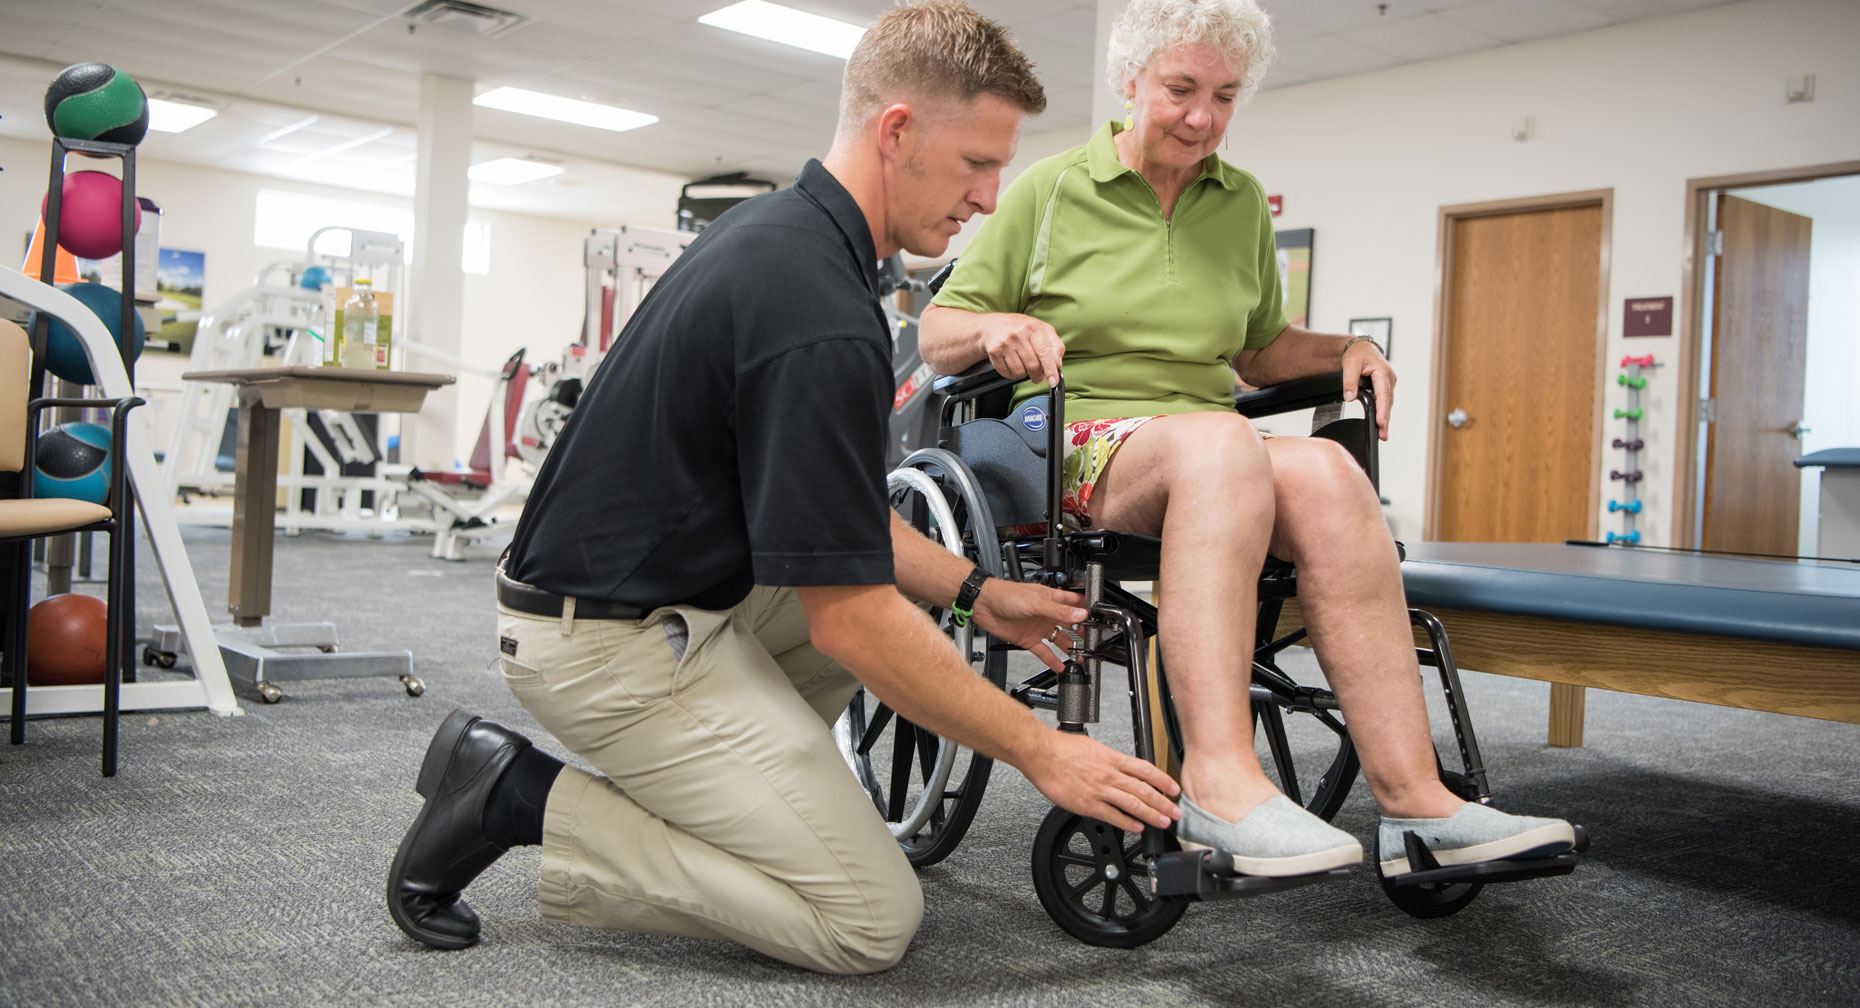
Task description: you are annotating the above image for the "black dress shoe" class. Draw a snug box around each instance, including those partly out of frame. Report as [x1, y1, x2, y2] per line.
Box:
[387, 709, 532, 949]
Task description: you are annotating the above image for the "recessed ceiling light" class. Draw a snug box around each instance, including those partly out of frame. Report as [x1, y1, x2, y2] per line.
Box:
[473, 87, 657, 133]
[147, 98, 219, 133]
[699, 1, 865, 59]
[469, 157, 565, 185]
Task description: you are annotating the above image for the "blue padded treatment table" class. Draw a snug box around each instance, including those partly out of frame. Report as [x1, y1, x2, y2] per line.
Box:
[1279, 541, 1860, 748]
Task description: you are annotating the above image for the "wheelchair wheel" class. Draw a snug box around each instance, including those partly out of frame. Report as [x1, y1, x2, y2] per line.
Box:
[1250, 682, 1360, 822]
[1372, 831, 1484, 918]
[1031, 806, 1187, 948]
[837, 449, 1004, 867]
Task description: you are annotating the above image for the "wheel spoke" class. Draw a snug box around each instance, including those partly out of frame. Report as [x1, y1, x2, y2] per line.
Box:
[857, 702, 895, 756]
[887, 718, 915, 822]
[1069, 873, 1103, 900]
[914, 724, 939, 782]
[1097, 882, 1118, 919]
[1054, 851, 1098, 870]
[1120, 876, 1150, 911]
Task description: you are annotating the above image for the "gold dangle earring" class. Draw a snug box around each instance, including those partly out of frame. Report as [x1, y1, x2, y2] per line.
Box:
[1123, 99, 1133, 131]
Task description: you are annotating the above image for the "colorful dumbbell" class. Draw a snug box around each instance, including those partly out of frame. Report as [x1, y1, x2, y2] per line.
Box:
[1607, 498, 1643, 514]
[1617, 374, 1647, 389]
[1612, 438, 1644, 451]
[1605, 529, 1642, 545]
[1610, 469, 1642, 483]
[1614, 408, 1643, 421]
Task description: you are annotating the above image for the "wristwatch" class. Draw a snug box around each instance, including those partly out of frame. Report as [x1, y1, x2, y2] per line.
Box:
[951, 567, 990, 626]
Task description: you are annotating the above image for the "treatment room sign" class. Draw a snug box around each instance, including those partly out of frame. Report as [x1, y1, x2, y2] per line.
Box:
[1624, 296, 1672, 337]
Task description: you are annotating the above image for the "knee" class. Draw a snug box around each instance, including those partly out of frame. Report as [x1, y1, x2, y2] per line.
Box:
[818, 870, 924, 974]
[1160, 413, 1270, 486]
[1278, 437, 1374, 506]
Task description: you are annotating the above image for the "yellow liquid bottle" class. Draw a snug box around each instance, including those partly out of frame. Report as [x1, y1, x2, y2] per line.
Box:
[339, 279, 379, 370]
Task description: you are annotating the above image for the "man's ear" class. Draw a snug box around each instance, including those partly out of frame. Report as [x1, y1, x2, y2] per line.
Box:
[875, 102, 914, 164]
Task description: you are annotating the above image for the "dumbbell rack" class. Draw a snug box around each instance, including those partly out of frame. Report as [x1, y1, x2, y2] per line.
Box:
[1607, 354, 1657, 544]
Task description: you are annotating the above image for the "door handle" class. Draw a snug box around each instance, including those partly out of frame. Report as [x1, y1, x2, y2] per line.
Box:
[1785, 419, 1811, 439]
[1447, 408, 1471, 429]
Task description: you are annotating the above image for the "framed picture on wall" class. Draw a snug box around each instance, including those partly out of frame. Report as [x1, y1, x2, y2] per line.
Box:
[1273, 227, 1313, 328]
[1349, 316, 1393, 357]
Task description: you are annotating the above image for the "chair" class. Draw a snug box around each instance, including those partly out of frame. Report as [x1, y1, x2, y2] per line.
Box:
[0, 318, 144, 776]
[836, 306, 1583, 946]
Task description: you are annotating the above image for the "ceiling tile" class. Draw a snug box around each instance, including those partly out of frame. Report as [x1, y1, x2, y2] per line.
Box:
[714, 94, 836, 130]
[1273, 35, 1405, 79]
[1343, 12, 1506, 61]
[1267, 0, 1430, 35]
[535, 68, 753, 115]
[658, 22, 848, 83]
[1575, 0, 1735, 21]
[1437, 0, 1613, 43]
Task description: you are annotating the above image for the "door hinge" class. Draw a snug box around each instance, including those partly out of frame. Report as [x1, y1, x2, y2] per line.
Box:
[1699, 397, 1716, 423]
[1705, 230, 1724, 256]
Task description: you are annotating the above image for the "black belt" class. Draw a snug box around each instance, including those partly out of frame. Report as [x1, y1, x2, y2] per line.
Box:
[495, 570, 646, 621]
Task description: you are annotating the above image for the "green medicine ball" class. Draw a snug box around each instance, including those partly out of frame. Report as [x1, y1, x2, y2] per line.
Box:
[43, 63, 149, 147]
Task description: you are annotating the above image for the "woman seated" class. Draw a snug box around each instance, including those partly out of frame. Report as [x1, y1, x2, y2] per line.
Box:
[922, 0, 1572, 878]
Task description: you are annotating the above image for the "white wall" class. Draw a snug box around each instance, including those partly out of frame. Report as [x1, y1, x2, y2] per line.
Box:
[1735, 178, 1860, 555]
[0, 134, 684, 466]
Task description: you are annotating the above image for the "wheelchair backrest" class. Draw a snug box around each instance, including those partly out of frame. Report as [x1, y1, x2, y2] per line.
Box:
[943, 402, 1052, 530]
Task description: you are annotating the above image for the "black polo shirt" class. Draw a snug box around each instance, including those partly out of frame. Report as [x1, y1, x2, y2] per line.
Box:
[503, 160, 895, 611]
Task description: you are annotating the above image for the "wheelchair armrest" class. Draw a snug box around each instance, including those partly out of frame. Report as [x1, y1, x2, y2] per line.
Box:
[932, 361, 1023, 403]
[1233, 372, 1367, 418]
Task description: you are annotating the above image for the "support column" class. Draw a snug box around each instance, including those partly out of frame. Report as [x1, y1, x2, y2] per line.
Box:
[409, 73, 473, 469]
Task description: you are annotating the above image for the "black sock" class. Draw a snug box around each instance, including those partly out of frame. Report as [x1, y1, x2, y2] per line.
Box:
[483, 746, 562, 848]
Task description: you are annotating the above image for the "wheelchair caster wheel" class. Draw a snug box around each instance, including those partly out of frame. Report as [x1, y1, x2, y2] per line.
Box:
[141, 645, 177, 669]
[257, 682, 284, 704]
[1372, 833, 1483, 919]
[401, 675, 425, 697]
[1031, 806, 1187, 947]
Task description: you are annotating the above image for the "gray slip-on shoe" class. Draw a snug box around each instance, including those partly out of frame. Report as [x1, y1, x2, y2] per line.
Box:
[1378, 802, 1575, 876]
[1176, 794, 1362, 877]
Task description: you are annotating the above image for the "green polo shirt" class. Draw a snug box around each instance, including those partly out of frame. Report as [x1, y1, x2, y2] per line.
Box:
[932, 121, 1287, 422]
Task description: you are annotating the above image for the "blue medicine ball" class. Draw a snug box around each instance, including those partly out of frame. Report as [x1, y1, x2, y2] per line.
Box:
[27, 282, 145, 385]
[299, 266, 332, 290]
[34, 421, 112, 505]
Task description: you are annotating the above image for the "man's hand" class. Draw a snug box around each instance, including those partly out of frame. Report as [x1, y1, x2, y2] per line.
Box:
[1022, 730, 1181, 833]
[1341, 339, 1396, 440]
[977, 312, 1065, 387]
[970, 580, 1088, 672]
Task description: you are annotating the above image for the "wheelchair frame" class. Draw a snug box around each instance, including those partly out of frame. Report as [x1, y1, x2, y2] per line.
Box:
[842, 363, 1583, 946]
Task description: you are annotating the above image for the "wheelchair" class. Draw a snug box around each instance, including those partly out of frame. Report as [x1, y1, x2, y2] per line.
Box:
[838, 342, 1586, 947]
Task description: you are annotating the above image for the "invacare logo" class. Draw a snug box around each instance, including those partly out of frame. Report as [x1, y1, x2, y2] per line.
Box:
[1020, 402, 1046, 432]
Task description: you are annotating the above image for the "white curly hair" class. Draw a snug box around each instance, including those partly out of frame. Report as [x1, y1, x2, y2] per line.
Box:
[1105, 0, 1276, 103]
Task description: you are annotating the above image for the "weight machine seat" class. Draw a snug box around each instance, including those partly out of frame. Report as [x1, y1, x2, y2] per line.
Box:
[405, 348, 534, 492]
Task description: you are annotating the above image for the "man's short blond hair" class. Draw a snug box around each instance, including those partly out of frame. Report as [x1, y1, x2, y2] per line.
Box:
[838, 1, 1046, 138]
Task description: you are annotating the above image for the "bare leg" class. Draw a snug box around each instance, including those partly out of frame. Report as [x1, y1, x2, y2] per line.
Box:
[1090, 413, 1282, 821]
[1262, 437, 1460, 819]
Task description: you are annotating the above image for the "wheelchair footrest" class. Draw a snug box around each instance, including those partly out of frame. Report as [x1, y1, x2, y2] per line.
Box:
[1384, 823, 1588, 886]
[1150, 848, 1352, 901]
[1383, 852, 1579, 887]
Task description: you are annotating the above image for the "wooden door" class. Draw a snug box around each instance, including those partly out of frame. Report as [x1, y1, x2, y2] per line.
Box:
[1703, 195, 1811, 555]
[1435, 205, 1603, 542]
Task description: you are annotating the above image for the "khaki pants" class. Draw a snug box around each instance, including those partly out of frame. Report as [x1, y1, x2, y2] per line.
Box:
[497, 584, 923, 974]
